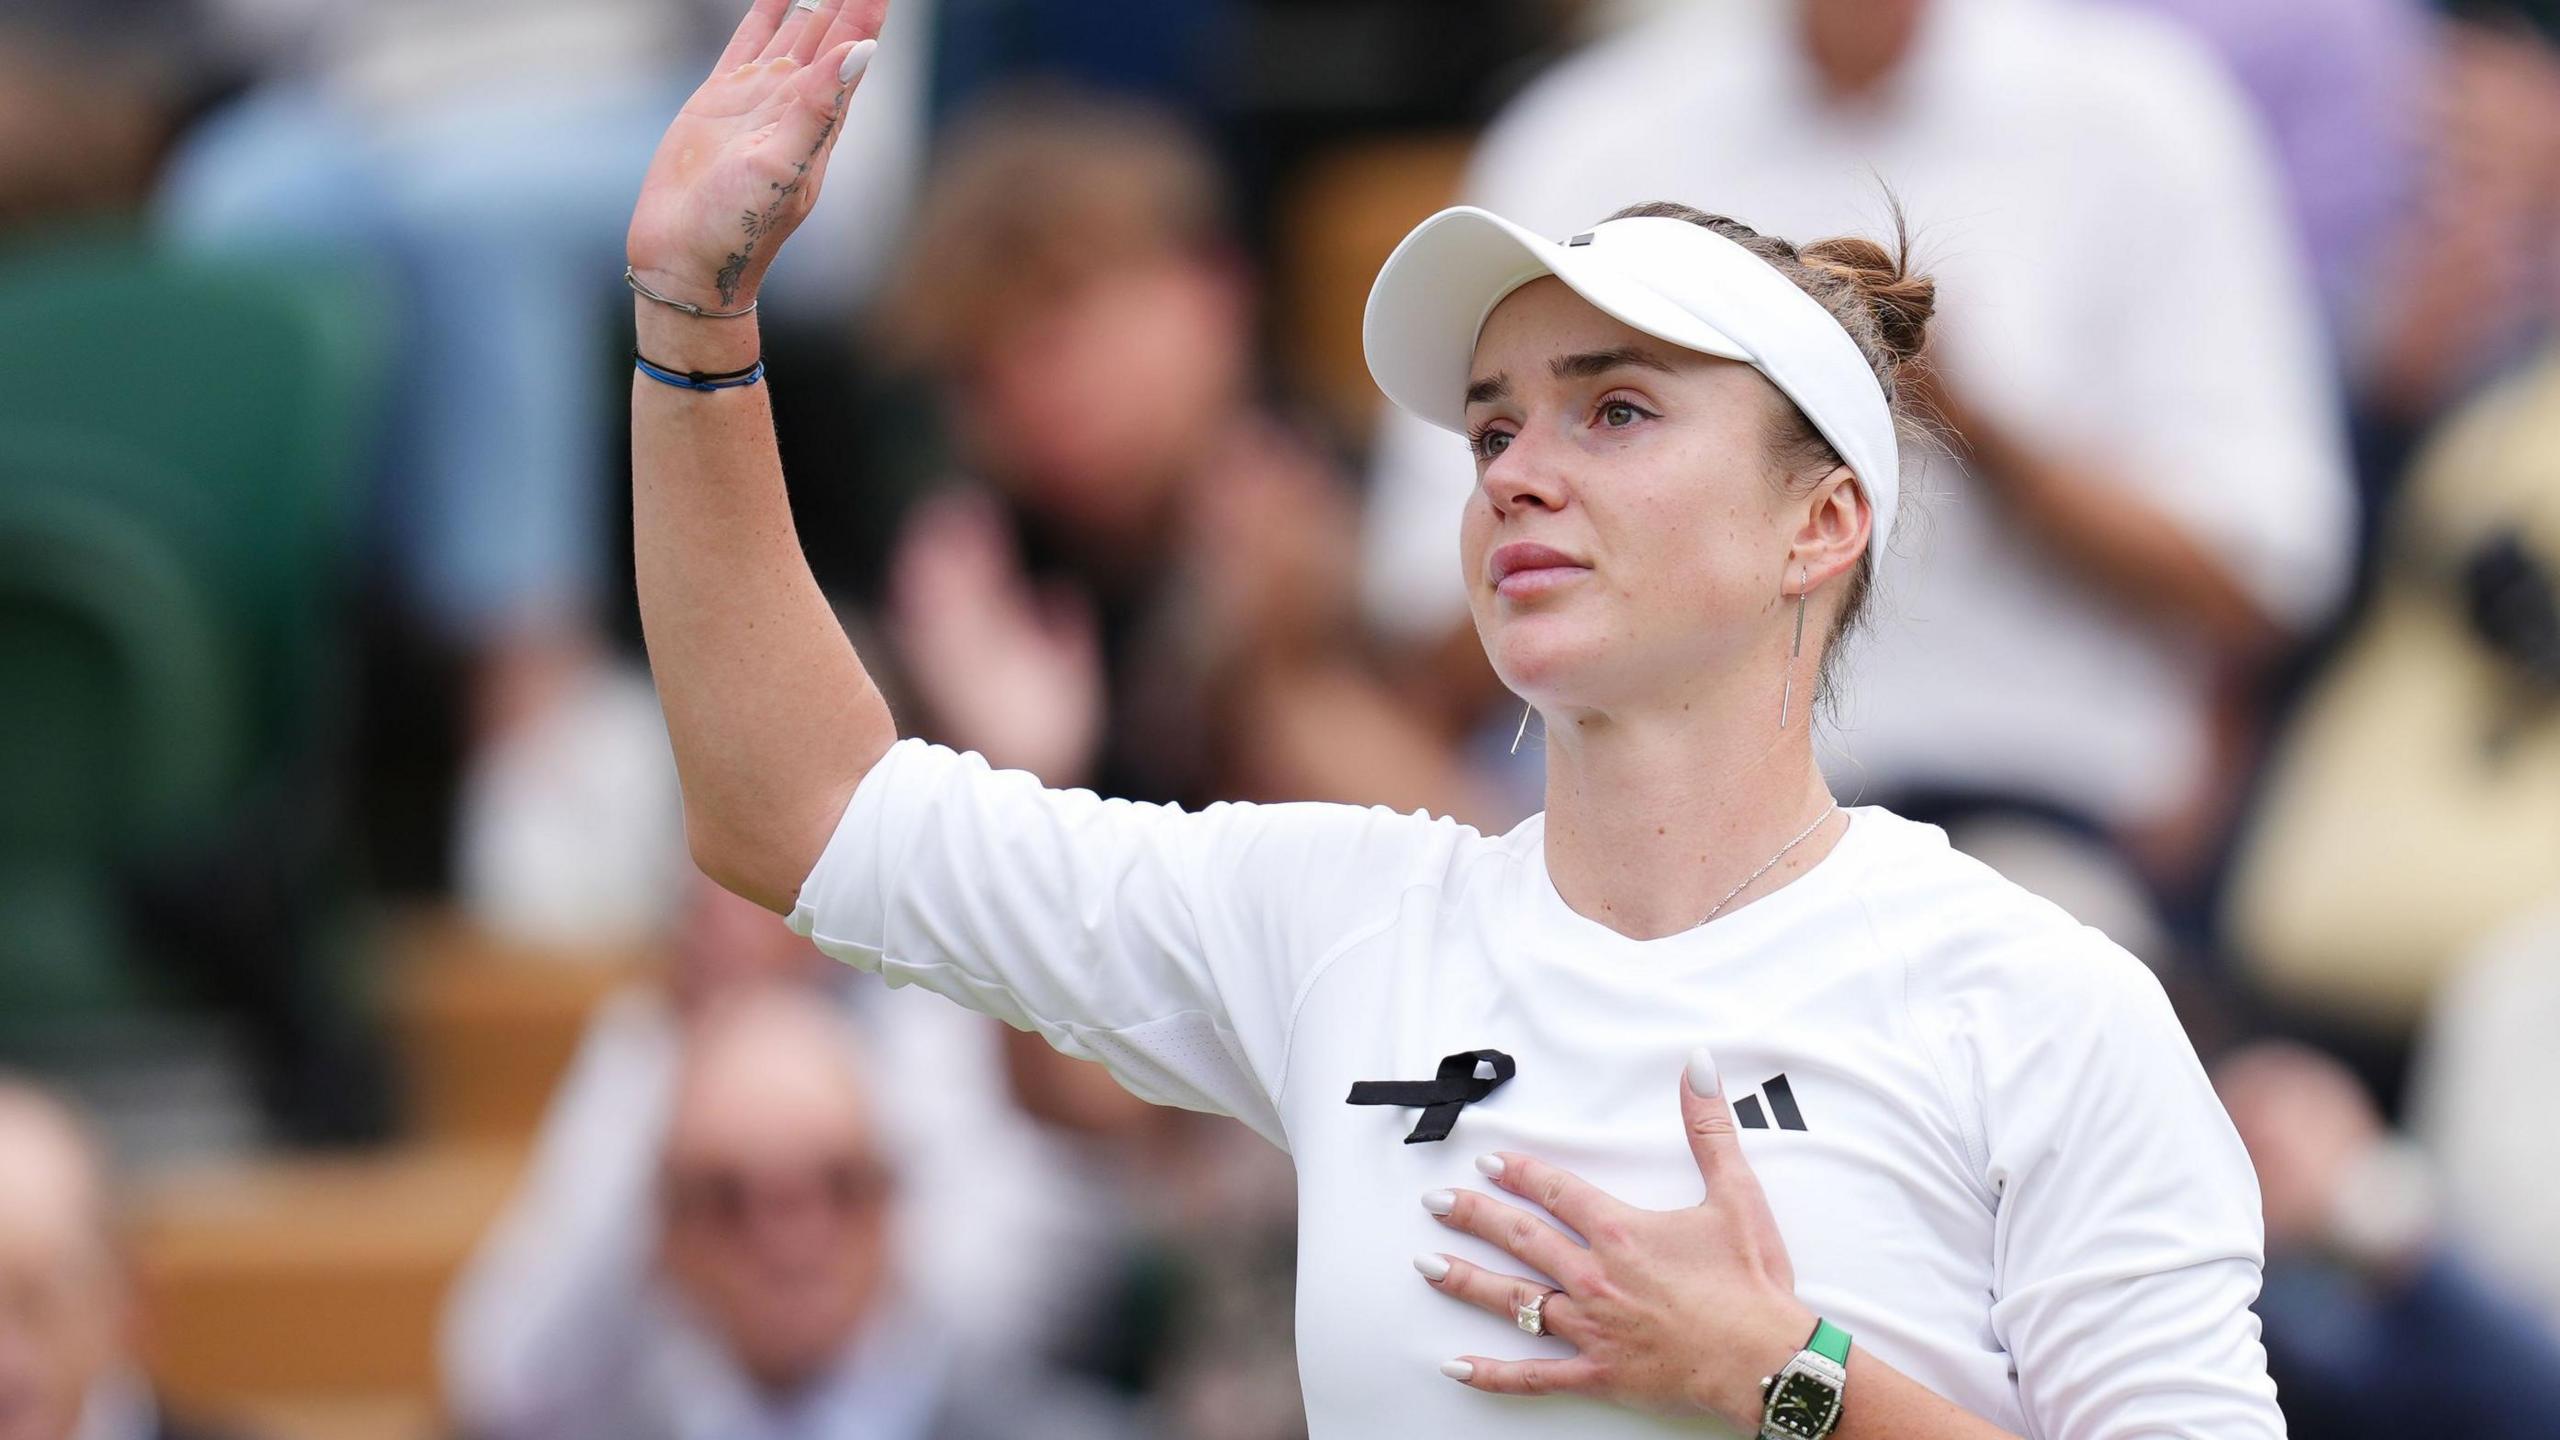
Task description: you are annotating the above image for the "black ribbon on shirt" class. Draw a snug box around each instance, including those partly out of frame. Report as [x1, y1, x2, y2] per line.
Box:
[1346, 1049, 1517, 1144]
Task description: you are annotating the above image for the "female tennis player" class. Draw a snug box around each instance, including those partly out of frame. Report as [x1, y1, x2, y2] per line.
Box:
[624, 2, 2283, 1436]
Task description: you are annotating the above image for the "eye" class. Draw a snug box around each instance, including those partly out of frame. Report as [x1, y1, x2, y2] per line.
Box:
[1598, 399, 1653, 429]
[1467, 423, 1514, 460]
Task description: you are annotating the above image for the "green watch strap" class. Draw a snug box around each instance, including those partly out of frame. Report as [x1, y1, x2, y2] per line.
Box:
[1807, 1318, 1852, 1366]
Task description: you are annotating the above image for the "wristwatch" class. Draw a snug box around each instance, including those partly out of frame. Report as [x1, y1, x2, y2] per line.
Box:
[1757, 1318, 1851, 1440]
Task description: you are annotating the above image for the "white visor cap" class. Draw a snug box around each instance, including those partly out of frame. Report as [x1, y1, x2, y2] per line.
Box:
[1363, 206, 1900, 569]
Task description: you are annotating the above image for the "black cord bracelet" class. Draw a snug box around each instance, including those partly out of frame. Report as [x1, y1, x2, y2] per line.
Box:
[634, 350, 766, 392]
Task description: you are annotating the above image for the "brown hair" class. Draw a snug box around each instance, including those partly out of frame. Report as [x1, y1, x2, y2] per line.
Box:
[878, 87, 1233, 367]
[1604, 199, 1937, 694]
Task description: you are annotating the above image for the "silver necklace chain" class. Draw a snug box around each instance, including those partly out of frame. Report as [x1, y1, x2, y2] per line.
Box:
[1695, 801, 1840, 928]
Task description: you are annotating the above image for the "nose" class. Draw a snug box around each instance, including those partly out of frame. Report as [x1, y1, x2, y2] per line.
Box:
[1475, 426, 1570, 519]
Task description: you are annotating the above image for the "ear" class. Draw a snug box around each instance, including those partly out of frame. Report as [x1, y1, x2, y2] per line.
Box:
[1787, 464, 1871, 593]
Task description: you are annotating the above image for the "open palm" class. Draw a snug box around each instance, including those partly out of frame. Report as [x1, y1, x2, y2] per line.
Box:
[625, 0, 888, 313]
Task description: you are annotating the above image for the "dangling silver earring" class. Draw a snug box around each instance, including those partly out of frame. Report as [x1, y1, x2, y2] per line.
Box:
[1509, 701, 1534, 756]
[1779, 565, 1809, 730]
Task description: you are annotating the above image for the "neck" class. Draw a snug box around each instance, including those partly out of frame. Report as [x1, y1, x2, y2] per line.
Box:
[1537, 667, 1841, 941]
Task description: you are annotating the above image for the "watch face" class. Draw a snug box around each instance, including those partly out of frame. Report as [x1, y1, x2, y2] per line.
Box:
[1770, 1372, 1841, 1435]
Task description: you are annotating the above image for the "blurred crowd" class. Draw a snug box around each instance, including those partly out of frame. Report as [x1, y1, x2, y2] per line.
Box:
[2, 0, 2559, 1436]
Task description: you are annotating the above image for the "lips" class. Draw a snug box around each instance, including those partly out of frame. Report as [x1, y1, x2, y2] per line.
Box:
[1488, 541, 1591, 598]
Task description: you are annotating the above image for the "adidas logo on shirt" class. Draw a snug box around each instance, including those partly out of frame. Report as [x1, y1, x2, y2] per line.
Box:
[1732, 1073, 1809, 1132]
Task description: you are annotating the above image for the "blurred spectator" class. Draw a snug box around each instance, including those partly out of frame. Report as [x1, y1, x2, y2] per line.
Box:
[2360, 17, 2560, 429]
[2104, 0, 2430, 362]
[0, 1081, 245, 1440]
[151, 0, 933, 942]
[442, 876, 1129, 1435]
[877, 87, 1498, 820]
[450, 982, 1139, 1440]
[2224, 346, 2560, 1028]
[2217, 1041, 2560, 1438]
[2410, 898, 2560, 1327]
[1361, 0, 2355, 936]
[2337, 13, 2560, 591]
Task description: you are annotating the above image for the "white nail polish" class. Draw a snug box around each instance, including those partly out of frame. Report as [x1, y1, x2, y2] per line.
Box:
[1473, 1154, 1506, 1180]
[1687, 1046, 1721, 1098]
[1441, 1360, 1475, 1382]
[1413, 1252, 1452, 1281]
[1421, 1189, 1457, 1216]
[839, 37, 877, 85]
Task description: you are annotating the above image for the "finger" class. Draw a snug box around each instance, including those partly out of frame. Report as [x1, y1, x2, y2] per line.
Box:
[1680, 1046, 1748, 1193]
[1679, 1051, 1794, 1285]
[1415, 1252, 1578, 1341]
[816, 0, 891, 55]
[1423, 1188, 1595, 1293]
[786, 0, 850, 65]
[715, 0, 795, 71]
[766, 41, 864, 168]
[756, 0, 824, 64]
[1476, 1152, 1634, 1246]
[1441, 1355, 1601, 1398]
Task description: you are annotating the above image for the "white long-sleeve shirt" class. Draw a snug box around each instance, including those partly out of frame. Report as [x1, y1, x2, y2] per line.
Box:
[1363, 0, 2354, 828]
[789, 740, 2283, 1439]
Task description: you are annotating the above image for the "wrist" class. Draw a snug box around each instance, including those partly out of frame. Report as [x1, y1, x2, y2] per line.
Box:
[635, 301, 762, 374]
[626, 261, 754, 316]
[1698, 1297, 1819, 1432]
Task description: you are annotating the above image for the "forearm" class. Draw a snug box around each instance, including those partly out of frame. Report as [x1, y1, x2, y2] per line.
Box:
[1830, 1352, 2020, 1440]
[1959, 414, 2280, 657]
[632, 301, 895, 910]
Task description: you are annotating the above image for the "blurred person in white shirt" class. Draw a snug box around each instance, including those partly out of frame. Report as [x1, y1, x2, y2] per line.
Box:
[447, 982, 1142, 1440]
[441, 877, 1130, 1437]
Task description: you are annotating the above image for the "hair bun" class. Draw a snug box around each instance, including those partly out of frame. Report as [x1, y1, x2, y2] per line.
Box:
[1798, 229, 1936, 374]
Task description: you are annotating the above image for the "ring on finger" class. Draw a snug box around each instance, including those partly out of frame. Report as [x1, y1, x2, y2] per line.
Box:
[1515, 1288, 1559, 1337]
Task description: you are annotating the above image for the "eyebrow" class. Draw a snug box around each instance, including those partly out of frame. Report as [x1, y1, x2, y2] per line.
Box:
[1464, 345, 1678, 408]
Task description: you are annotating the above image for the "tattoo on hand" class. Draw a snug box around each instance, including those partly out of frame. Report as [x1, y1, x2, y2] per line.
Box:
[713, 96, 846, 307]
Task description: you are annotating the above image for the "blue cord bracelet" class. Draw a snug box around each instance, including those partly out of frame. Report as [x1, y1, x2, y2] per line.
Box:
[634, 351, 766, 392]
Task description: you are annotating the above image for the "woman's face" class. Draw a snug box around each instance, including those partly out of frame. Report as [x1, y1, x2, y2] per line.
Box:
[965, 258, 1249, 540]
[1458, 277, 1808, 712]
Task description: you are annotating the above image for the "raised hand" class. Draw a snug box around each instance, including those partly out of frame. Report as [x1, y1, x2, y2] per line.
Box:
[626, 0, 888, 314]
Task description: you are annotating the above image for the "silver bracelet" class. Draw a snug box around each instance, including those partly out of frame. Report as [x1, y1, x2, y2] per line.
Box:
[624, 265, 758, 320]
